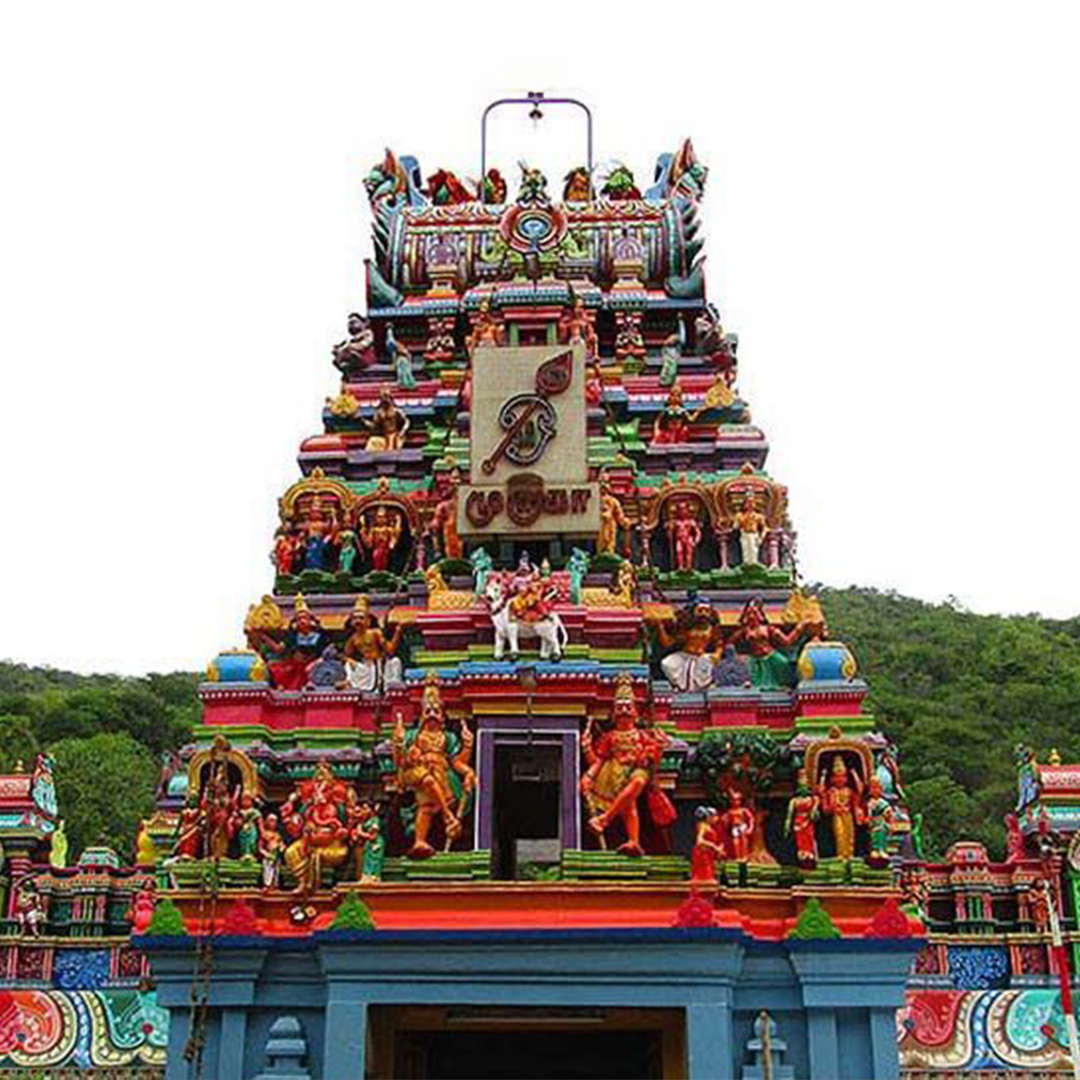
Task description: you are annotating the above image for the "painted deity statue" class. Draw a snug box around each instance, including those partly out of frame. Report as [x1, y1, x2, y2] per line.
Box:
[332, 313, 376, 376]
[785, 772, 820, 867]
[734, 494, 768, 567]
[258, 812, 285, 889]
[727, 597, 804, 690]
[252, 597, 330, 691]
[652, 383, 691, 444]
[336, 529, 358, 575]
[562, 166, 593, 204]
[392, 676, 475, 859]
[566, 547, 590, 604]
[235, 793, 261, 860]
[359, 505, 404, 572]
[656, 601, 721, 692]
[720, 791, 755, 862]
[393, 342, 417, 389]
[597, 474, 632, 557]
[865, 778, 894, 863]
[282, 762, 351, 894]
[667, 501, 703, 572]
[469, 547, 494, 596]
[581, 674, 675, 857]
[272, 529, 298, 576]
[342, 596, 403, 692]
[690, 806, 725, 883]
[658, 332, 681, 387]
[300, 495, 339, 572]
[428, 470, 463, 561]
[424, 316, 456, 365]
[508, 552, 555, 623]
[560, 296, 598, 357]
[364, 387, 410, 452]
[14, 882, 46, 936]
[817, 755, 866, 860]
[466, 298, 504, 350]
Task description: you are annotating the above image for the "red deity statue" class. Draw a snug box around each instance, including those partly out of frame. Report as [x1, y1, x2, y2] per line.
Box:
[690, 806, 725, 883]
[652, 383, 692, 444]
[360, 505, 404, 572]
[785, 771, 820, 867]
[667, 500, 703, 572]
[282, 761, 351, 894]
[720, 791, 755, 862]
[581, 674, 675, 857]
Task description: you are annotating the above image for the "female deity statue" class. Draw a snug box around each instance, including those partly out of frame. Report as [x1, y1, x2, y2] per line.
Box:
[393, 342, 417, 389]
[336, 530, 358, 575]
[364, 387, 410, 452]
[299, 495, 339, 572]
[817, 755, 866, 860]
[234, 793, 261, 860]
[597, 475, 632, 557]
[726, 596, 805, 690]
[690, 806, 725, 883]
[359, 505, 404, 572]
[508, 552, 555, 623]
[580, 674, 675, 857]
[341, 595, 403, 692]
[719, 791, 755, 862]
[392, 676, 476, 859]
[272, 529, 298, 577]
[173, 800, 203, 859]
[655, 600, 721, 692]
[282, 762, 351, 894]
[652, 383, 692, 444]
[865, 777, 894, 863]
[785, 771, 820, 867]
[469, 547, 494, 596]
[658, 332, 681, 387]
[734, 493, 768, 567]
[666, 501, 702, 572]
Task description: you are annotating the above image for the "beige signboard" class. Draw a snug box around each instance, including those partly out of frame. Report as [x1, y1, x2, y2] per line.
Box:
[458, 343, 599, 536]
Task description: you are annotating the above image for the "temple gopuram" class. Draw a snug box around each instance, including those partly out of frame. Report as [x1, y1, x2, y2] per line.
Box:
[20, 97, 1080, 1079]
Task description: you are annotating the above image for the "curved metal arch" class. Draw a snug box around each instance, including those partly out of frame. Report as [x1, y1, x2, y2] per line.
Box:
[481, 92, 593, 186]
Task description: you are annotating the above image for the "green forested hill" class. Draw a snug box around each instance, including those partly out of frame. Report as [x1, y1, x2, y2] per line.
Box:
[2, 587, 1077, 862]
[820, 586, 1080, 859]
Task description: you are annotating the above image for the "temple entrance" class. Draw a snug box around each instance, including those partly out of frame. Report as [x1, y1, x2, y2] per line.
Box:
[369, 1006, 683, 1079]
[492, 742, 562, 880]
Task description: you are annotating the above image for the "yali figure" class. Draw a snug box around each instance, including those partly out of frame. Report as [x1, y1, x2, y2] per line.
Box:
[392, 676, 476, 859]
[581, 674, 675, 857]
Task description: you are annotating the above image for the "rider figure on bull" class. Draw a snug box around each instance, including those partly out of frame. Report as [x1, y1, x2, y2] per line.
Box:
[508, 552, 556, 623]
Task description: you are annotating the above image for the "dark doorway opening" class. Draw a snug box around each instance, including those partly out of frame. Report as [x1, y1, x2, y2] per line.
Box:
[395, 1029, 662, 1080]
[492, 742, 562, 880]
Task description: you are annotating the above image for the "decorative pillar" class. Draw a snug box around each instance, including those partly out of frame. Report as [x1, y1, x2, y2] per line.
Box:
[806, 1009, 839, 1079]
[217, 1008, 249, 1080]
[322, 996, 367, 1080]
[686, 999, 734, 1079]
[869, 1006, 902, 1080]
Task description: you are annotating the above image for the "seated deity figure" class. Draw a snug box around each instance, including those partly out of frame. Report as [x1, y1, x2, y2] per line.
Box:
[727, 596, 806, 691]
[251, 597, 330, 691]
[655, 600, 721, 692]
[580, 674, 676, 856]
[341, 595, 404, 692]
[508, 552, 555, 623]
[734, 493, 768, 567]
[364, 387, 410, 452]
[393, 675, 475, 859]
[282, 761, 351, 894]
[651, 383, 692, 444]
[332, 312, 376, 376]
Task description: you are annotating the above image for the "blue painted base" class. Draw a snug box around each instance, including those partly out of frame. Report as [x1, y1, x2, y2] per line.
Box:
[143, 929, 919, 1080]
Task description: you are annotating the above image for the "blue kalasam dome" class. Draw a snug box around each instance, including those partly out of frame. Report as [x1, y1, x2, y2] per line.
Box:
[205, 648, 268, 684]
[796, 640, 858, 683]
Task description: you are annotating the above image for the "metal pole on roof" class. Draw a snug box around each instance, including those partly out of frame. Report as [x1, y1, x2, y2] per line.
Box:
[480, 92, 593, 188]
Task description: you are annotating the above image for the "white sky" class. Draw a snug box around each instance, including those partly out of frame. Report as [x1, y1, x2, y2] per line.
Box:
[1, 3, 1078, 675]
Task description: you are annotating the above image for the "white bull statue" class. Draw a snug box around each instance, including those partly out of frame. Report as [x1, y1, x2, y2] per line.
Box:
[483, 574, 568, 662]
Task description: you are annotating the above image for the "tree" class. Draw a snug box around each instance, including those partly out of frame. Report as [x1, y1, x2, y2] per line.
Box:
[0, 714, 38, 772]
[49, 733, 160, 860]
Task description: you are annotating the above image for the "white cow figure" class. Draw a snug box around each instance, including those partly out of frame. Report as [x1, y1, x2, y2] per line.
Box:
[484, 574, 568, 662]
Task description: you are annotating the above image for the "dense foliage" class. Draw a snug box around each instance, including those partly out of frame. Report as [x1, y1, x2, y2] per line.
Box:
[0, 664, 198, 859]
[820, 586, 1080, 860]
[2, 585, 1078, 862]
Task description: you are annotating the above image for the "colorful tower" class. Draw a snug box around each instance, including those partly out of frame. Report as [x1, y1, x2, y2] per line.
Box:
[138, 99, 922, 1080]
